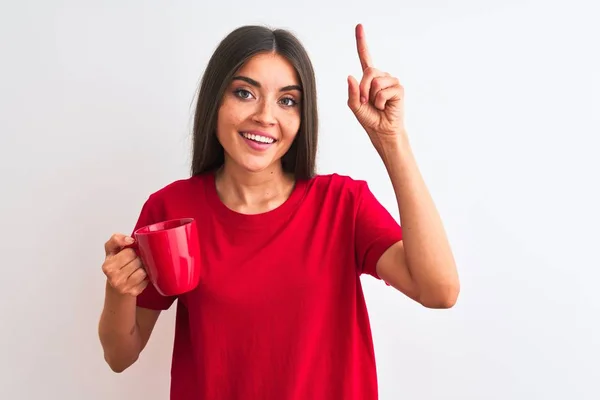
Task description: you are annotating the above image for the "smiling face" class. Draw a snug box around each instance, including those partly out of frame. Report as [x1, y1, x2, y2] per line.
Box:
[216, 52, 303, 174]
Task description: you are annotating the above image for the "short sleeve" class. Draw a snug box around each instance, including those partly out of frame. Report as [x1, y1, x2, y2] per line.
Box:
[132, 195, 177, 310]
[355, 182, 403, 279]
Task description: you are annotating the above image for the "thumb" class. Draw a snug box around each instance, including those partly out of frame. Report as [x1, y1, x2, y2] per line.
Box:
[347, 75, 361, 113]
[105, 233, 135, 257]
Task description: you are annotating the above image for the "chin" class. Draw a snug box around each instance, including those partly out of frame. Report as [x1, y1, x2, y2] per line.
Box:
[220, 132, 291, 174]
[234, 155, 278, 173]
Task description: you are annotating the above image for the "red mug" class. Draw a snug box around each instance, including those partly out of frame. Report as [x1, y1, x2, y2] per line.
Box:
[126, 218, 201, 296]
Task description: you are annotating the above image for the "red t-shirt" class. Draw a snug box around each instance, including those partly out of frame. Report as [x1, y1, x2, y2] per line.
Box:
[133, 171, 402, 400]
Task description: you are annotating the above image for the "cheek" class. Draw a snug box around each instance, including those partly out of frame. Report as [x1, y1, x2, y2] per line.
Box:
[280, 112, 301, 141]
[216, 105, 242, 141]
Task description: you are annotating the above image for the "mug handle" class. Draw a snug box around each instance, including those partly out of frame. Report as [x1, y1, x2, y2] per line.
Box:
[122, 240, 149, 282]
[123, 240, 138, 251]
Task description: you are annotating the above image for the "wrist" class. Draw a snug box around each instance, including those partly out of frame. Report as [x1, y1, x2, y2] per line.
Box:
[105, 280, 137, 304]
[372, 131, 412, 165]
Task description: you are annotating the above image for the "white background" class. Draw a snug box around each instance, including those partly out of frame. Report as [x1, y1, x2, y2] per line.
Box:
[1, 0, 599, 399]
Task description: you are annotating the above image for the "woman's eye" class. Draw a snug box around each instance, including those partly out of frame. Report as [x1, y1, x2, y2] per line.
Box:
[280, 97, 297, 107]
[234, 89, 253, 99]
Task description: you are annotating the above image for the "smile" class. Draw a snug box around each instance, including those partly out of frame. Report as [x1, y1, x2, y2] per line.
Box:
[240, 132, 276, 144]
[239, 132, 277, 152]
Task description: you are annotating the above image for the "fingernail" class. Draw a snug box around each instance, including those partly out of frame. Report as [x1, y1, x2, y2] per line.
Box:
[124, 236, 134, 243]
[360, 96, 367, 104]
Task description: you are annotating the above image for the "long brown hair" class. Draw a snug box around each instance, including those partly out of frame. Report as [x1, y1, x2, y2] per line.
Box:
[190, 25, 318, 179]
[191, 25, 318, 179]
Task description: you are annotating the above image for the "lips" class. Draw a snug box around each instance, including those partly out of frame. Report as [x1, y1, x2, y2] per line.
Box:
[240, 131, 276, 143]
[239, 131, 277, 151]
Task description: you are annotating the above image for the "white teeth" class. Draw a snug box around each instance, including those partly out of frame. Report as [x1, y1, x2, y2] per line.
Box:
[241, 132, 275, 144]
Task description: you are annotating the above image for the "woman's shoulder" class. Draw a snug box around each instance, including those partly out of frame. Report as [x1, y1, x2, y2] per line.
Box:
[305, 172, 369, 201]
[144, 173, 210, 204]
[309, 172, 367, 189]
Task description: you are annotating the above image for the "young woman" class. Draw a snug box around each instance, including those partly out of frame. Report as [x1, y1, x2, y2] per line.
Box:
[98, 24, 459, 400]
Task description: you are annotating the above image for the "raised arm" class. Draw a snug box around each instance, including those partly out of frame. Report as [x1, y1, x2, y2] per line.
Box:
[348, 24, 459, 308]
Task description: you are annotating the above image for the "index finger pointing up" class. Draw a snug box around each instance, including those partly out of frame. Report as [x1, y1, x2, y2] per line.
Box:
[355, 23, 373, 71]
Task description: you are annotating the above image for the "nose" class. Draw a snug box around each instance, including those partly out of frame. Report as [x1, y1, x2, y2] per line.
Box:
[252, 99, 277, 126]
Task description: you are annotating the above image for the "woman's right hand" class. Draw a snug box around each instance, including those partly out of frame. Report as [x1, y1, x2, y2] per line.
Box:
[102, 234, 148, 297]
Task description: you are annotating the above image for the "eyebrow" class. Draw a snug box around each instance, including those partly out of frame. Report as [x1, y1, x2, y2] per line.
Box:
[232, 75, 302, 92]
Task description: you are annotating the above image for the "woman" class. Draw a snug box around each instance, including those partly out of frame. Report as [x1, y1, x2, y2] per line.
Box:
[98, 24, 459, 399]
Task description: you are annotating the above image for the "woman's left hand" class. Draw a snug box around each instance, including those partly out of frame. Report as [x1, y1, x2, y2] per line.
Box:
[347, 24, 407, 148]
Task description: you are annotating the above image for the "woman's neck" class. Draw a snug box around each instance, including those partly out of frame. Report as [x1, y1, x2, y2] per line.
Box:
[215, 162, 295, 215]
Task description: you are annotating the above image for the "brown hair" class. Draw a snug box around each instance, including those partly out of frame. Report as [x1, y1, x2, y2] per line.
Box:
[190, 25, 318, 179]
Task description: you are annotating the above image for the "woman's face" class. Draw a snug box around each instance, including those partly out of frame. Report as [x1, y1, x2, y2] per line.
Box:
[216, 52, 302, 174]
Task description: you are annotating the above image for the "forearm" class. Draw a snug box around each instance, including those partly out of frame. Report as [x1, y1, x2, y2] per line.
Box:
[98, 280, 143, 372]
[378, 134, 459, 306]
